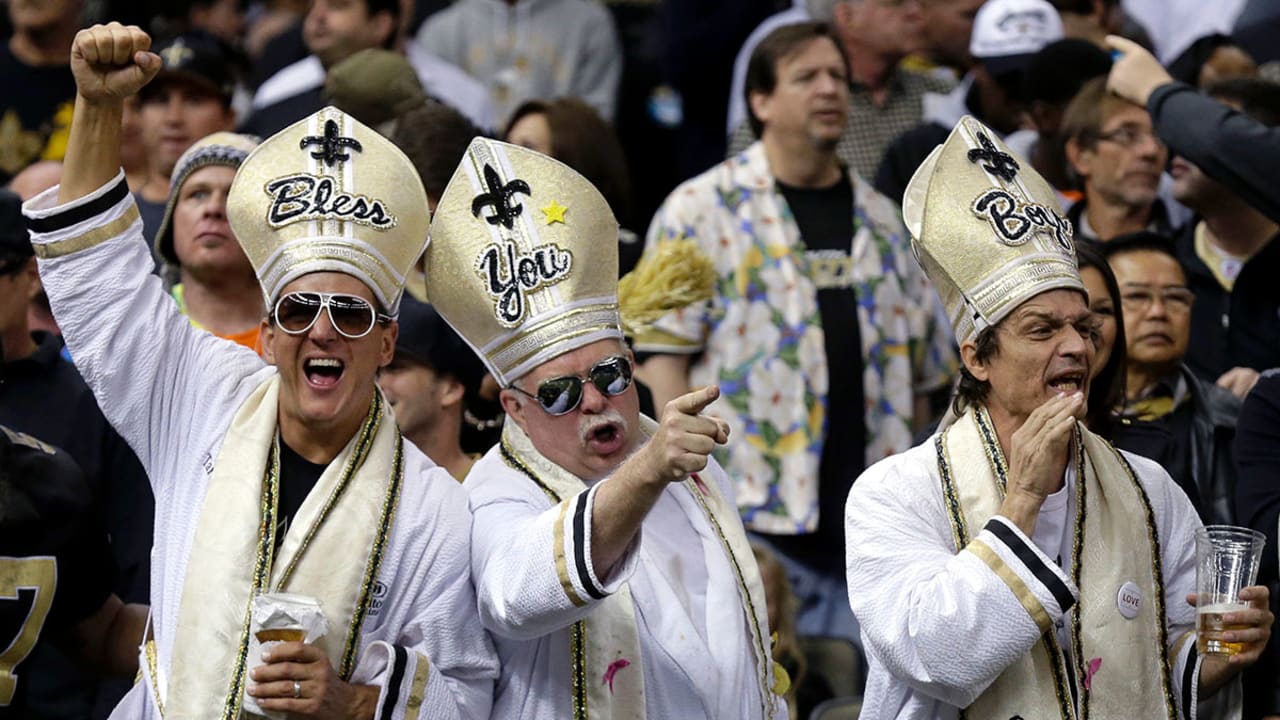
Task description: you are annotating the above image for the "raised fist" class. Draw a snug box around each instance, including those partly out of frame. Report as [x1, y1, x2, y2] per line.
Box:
[70, 23, 160, 103]
[642, 385, 731, 484]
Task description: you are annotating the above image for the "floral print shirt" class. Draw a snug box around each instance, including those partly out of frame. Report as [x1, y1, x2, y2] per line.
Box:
[636, 142, 956, 534]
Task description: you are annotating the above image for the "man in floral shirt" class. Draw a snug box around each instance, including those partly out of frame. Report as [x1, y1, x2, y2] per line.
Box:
[636, 21, 955, 642]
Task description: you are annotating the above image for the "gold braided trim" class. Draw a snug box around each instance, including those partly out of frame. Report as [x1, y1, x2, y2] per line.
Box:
[31, 205, 140, 259]
[277, 395, 383, 588]
[496, 440, 585, 606]
[1041, 629, 1076, 719]
[935, 431, 968, 553]
[340, 425, 404, 676]
[685, 478, 775, 719]
[1102, 440, 1179, 719]
[144, 638, 164, 716]
[499, 439, 561, 502]
[570, 620, 587, 720]
[1070, 427, 1091, 719]
[221, 435, 282, 719]
[970, 539, 1053, 633]
[497, 440, 591, 718]
[974, 406, 1009, 492]
[404, 652, 431, 720]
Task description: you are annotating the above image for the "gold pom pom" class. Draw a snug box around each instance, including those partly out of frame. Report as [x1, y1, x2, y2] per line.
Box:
[617, 238, 715, 338]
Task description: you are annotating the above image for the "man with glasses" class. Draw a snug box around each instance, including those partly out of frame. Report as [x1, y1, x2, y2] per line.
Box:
[27, 23, 497, 718]
[1063, 75, 1179, 243]
[424, 137, 785, 718]
[1102, 232, 1241, 526]
[848, 116, 1269, 719]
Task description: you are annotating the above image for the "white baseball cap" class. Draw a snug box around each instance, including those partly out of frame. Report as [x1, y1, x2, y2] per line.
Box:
[969, 0, 1065, 75]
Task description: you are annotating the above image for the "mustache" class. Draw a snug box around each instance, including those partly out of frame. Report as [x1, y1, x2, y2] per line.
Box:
[580, 409, 627, 439]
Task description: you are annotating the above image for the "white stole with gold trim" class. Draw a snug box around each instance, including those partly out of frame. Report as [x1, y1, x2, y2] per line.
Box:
[158, 376, 404, 719]
[938, 407, 1178, 720]
[500, 417, 780, 719]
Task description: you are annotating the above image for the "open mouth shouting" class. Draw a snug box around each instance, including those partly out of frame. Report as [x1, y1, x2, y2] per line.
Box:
[304, 356, 345, 389]
[1047, 370, 1085, 394]
[582, 417, 627, 456]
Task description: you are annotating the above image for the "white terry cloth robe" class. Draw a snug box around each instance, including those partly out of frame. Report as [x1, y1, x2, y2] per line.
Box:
[845, 435, 1238, 720]
[25, 174, 499, 719]
[464, 419, 787, 720]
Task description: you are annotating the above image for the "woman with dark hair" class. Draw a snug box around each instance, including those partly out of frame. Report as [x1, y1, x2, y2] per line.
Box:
[1075, 241, 1126, 435]
[504, 97, 641, 275]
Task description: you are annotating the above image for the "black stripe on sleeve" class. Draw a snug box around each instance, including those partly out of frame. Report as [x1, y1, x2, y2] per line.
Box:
[572, 490, 606, 600]
[379, 645, 409, 720]
[1181, 642, 1197, 719]
[25, 177, 129, 234]
[986, 518, 1076, 613]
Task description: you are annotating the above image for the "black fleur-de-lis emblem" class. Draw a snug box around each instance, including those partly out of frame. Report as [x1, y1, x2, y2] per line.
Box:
[471, 164, 531, 229]
[967, 131, 1020, 182]
[300, 119, 363, 168]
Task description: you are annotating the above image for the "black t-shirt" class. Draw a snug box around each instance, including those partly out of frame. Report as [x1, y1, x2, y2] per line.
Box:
[133, 192, 167, 273]
[0, 427, 114, 716]
[0, 43, 76, 183]
[766, 170, 865, 572]
[0, 332, 152, 605]
[275, 440, 326, 550]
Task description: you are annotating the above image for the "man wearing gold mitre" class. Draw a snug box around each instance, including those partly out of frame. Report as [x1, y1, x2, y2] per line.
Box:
[845, 115, 1273, 719]
[26, 23, 498, 718]
[423, 136, 788, 718]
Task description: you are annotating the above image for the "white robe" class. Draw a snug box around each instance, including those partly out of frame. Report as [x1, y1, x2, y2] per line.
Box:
[845, 437, 1236, 720]
[26, 174, 499, 719]
[464, 428, 787, 719]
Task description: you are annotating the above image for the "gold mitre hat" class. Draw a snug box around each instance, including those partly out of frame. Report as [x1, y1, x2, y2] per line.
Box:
[424, 138, 622, 385]
[903, 115, 1082, 344]
[226, 105, 429, 313]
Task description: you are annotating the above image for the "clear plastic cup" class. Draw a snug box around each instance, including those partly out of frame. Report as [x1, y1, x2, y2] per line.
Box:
[1195, 525, 1265, 656]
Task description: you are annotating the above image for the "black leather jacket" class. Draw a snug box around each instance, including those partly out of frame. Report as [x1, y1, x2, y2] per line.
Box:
[1181, 364, 1242, 525]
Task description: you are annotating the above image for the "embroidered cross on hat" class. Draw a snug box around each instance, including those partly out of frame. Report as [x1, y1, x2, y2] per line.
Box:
[226, 106, 430, 314]
[299, 119, 363, 168]
[902, 115, 1083, 343]
[423, 138, 623, 385]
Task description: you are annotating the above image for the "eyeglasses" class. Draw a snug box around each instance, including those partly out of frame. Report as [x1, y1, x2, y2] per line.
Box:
[1120, 288, 1194, 314]
[272, 291, 392, 339]
[1094, 125, 1164, 150]
[509, 355, 634, 416]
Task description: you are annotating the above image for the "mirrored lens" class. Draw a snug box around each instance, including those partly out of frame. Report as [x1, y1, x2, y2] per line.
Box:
[327, 295, 376, 337]
[276, 293, 323, 332]
[591, 357, 633, 396]
[536, 377, 582, 416]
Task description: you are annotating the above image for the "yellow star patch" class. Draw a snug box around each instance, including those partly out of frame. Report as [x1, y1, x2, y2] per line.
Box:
[541, 200, 568, 225]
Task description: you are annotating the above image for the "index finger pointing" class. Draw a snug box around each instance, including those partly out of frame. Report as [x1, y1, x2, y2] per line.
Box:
[672, 385, 720, 416]
[1104, 34, 1141, 55]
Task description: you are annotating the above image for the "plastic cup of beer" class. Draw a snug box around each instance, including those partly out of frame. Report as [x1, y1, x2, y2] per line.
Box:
[1195, 525, 1265, 656]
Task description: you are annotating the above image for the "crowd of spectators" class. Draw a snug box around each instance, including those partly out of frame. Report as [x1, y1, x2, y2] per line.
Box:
[6, 0, 1280, 717]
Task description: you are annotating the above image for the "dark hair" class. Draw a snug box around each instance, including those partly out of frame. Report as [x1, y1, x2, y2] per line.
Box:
[1098, 230, 1179, 264]
[361, 0, 401, 49]
[743, 22, 844, 138]
[952, 325, 1000, 416]
[1024, 39, 1113, 106]
[1060, 76, 1134, 149]
[1075, 240, 1126, 434]
[503, 97, 633, 228]
[1206, 77, 1280, 127]
[392, 100, 482, 203]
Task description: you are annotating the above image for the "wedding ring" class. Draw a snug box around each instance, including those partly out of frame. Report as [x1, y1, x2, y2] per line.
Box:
[293, 680, 302, 699]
